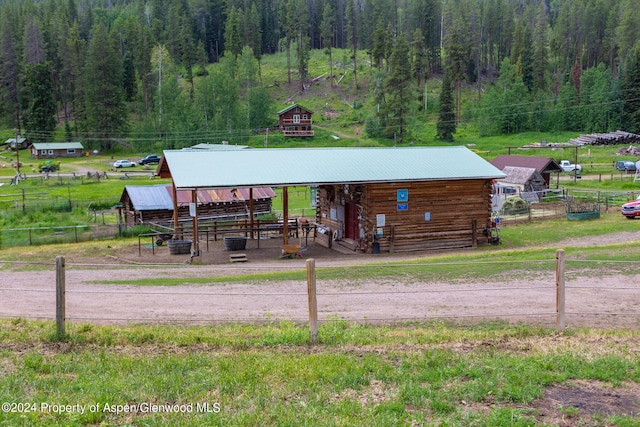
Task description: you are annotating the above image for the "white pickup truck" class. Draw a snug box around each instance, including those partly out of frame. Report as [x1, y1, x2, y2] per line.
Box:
[559, 160, 582, 173]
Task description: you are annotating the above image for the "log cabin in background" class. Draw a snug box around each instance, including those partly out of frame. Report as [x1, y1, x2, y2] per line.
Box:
[277, 103, 314, 137]
[158, 146, 505, 257]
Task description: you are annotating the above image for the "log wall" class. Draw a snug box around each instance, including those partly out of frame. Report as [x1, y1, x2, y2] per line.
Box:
[316, 180, 494, 253]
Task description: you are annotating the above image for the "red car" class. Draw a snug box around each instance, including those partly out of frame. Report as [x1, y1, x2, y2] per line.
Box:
[621, 197, 640, 219]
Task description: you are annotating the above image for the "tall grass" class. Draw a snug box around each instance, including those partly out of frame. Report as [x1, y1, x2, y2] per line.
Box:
[1, 319, 639, 426]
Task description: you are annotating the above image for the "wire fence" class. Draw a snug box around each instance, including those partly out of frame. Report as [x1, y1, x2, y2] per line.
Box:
[1, 250, 639, 341]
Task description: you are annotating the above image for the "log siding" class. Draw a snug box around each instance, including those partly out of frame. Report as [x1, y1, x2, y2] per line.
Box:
[316, 179, 493, 253]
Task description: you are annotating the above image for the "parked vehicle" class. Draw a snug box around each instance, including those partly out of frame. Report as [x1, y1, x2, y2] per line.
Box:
[559, 160, 582, 173]
[138, 154, 161, 165]
[615, 160, 637, 173]
[621, 196, 640, 219]
[113, 159, 137, 168]
[39, 165, 57, 173]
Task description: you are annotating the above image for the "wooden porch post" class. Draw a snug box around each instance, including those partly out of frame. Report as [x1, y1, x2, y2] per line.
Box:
[191, 189, 199, 255]
[249, 188, 254, 239]
[172, 182, 180, 239]
[283, 186, 289, 245]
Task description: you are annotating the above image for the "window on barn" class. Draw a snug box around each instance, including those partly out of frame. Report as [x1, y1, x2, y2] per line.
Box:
[67, 149, 76, 154]
[293, 115, 300, 124]
[48, 150, 54, 155]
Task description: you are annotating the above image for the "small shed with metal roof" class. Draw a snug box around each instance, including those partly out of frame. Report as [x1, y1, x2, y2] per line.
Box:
[157, 146, 505, 255]
[490, 155, 562, 188]
[119, 184, 276, 227]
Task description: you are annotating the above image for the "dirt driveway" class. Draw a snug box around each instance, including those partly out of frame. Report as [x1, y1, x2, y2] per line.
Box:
[1, 232, 640, 328]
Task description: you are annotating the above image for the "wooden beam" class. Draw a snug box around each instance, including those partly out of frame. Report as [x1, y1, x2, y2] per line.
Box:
[191, 189, 199, 256]
[283, 186, 289, 245]
[249, 188, 254, 239]
[172, 182, 180, 239]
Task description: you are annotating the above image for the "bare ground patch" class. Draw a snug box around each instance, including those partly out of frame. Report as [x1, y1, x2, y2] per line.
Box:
[528, 380, 640, 426]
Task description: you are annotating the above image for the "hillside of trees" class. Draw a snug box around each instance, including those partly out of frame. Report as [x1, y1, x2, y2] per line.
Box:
[1, 0, 640, 152]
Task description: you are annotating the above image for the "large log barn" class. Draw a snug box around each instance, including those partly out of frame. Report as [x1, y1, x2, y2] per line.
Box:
[157, 146, 505, 256]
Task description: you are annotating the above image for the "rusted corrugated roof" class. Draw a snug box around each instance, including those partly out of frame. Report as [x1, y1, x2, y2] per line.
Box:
[122, 185, 276, 211]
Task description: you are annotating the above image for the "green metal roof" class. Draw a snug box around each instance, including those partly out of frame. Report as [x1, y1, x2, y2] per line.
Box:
[186, 143, 249, 150]
[31, 142, 84, 150]
[162, 146, 505, 189]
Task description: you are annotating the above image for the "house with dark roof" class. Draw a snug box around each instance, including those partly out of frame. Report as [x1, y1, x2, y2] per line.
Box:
[277, 104, 314, 137]
[490, 155, 562, 188]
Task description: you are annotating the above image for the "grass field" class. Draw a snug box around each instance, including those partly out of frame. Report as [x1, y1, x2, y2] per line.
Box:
[1, 320, 639, 426]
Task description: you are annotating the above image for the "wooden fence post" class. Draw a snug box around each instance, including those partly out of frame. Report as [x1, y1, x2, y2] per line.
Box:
[556, 249, 566, 333]
[306, 258, 318, 344]
[56, 255, 66, 337]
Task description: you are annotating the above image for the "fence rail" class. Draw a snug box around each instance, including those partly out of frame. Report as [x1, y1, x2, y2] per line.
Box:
[1, 250, 639, 343]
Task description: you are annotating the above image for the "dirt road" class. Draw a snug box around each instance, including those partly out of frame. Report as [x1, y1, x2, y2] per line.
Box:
[1, 232, 640, 328]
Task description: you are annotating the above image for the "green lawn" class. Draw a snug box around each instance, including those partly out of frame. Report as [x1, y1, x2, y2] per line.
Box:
[1, 320, 639, 426]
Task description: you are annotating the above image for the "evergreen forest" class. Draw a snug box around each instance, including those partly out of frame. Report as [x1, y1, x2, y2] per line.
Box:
[1, 0, 640, 152]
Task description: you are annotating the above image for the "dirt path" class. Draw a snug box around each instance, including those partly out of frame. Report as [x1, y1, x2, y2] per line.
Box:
[1, 232, 640, 327]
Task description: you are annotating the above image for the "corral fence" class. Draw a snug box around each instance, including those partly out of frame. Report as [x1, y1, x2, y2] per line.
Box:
[2, 250, 638, 343]
[497, 189, 639, 224]
[1, 187, 639, 249]
[0, 224, 120, 248]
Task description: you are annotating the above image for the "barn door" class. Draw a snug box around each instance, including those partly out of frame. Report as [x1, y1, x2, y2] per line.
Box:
[344, 202, 359, 240]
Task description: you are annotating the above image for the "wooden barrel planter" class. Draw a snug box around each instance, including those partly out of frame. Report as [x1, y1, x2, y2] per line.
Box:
[168, 239, 192, 255]
[224, 236, 247, 251]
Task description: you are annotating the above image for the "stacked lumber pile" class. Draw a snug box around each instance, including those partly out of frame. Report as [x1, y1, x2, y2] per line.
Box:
[569, 131, 640, 146]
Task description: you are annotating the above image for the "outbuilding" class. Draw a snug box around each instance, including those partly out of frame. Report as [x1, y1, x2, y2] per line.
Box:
[119, 184, 276, 227]
[157, 146, 505, 255]
[497, 166, 547, 201]
[490, 155, 562, 188]
[4, 135, 28, 149]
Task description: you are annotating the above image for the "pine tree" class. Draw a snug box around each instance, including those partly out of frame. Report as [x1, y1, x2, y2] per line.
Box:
[371, 23, 386, 69]
[224, 7, 243, 59]
[80, 23, 128, 150]
[384, 34, 413, 144]
[23, 62, 57, 141]
[345, 0, 359, 92]
[21, 18, 56, 141]
[437, 71, 456, 142]
[321, 4, 335, 86]
[0, 17, 21, 130]
[622, 42, 640, 133]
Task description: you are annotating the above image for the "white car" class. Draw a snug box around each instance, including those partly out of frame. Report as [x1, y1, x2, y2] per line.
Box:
[113, 159, 137, 168]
